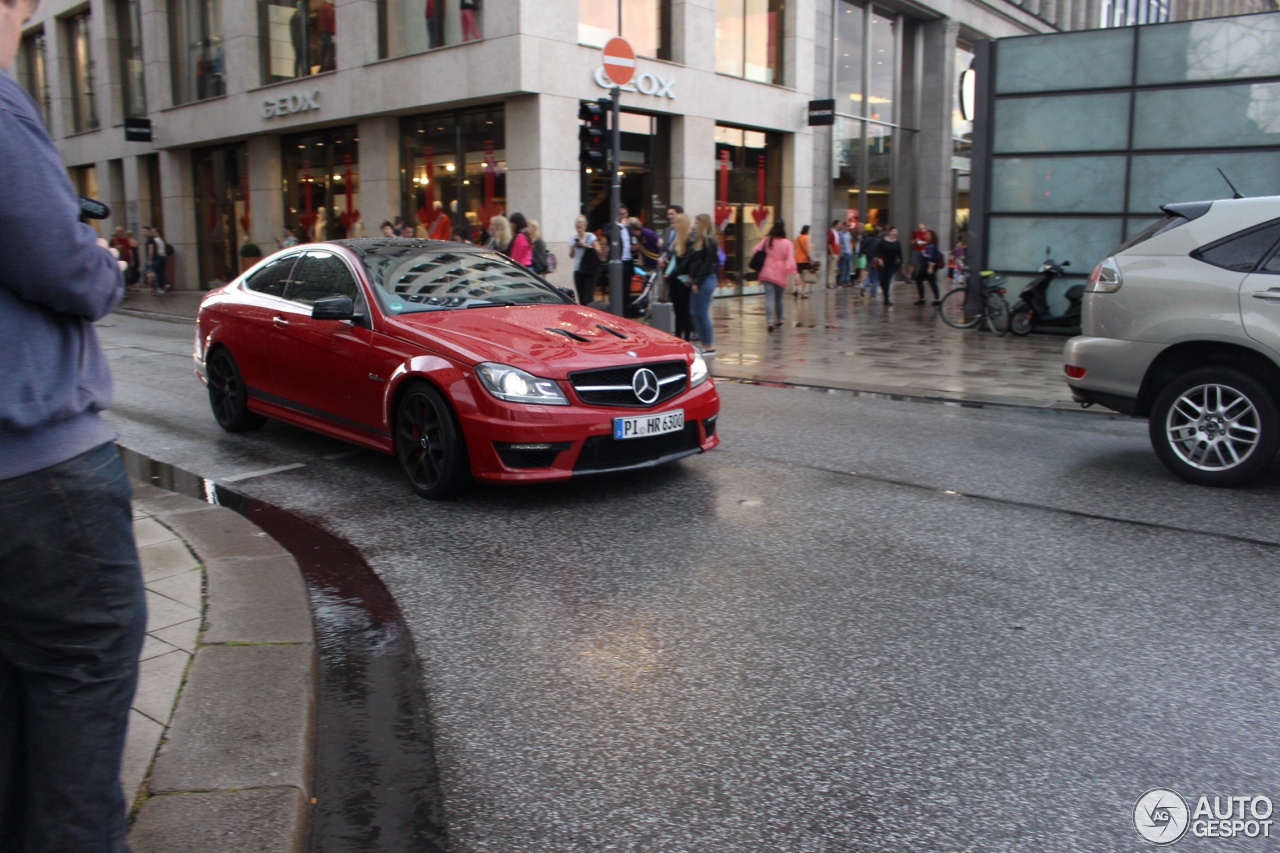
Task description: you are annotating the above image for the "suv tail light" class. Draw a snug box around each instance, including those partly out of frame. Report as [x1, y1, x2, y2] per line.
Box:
[1065, 365, 1086, 379]
[1087, 258, 1122, 293]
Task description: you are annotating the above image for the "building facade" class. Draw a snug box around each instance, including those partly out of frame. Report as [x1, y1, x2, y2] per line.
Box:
[17, 0, 1084, 292]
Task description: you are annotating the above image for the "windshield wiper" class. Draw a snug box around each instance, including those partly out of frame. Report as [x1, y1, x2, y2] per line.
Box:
[464, 300, 518, 308]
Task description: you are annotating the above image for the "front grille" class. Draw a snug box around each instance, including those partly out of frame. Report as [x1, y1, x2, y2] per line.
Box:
[573, 422, 701, 473]
[569, 361, 688, 408]
[495, 442, 571, 469]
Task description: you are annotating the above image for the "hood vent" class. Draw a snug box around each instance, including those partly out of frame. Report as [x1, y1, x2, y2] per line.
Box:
[597, 325, 628, 339]
[547, 328, 590, 343]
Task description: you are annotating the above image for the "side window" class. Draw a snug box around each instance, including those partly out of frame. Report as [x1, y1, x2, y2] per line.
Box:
[1261, 246, 1280, 275]
[243, 254, 298, 298]
[287, 250, 361, 306]
[1194, 220, 1280, 273]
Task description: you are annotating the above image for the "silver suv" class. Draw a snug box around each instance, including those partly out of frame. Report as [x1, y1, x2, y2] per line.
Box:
[1064, 195, 1280, 487]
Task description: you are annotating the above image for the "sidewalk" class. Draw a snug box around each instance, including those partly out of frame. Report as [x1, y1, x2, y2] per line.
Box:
[116, 279, 1078, 409]
[125, 481, 314, 853]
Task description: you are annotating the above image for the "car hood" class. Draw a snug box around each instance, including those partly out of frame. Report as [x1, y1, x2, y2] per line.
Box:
[382, 304, 692, 375]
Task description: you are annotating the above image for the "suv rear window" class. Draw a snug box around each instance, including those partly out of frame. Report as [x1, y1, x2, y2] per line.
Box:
[1192, 219, 1280, 273]
[1113, 201, 1213, 254]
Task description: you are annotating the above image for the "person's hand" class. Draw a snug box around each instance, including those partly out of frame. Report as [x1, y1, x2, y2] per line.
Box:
[98, 237, 129, 272]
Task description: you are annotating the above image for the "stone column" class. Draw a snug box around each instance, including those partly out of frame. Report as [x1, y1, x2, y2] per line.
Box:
[247, 135, 283, 250]
[222, 0, 256, 95]
[504, 93, 581, 289]
[160, 148, 197, 289]
[357, 116, 402, 236]
[917, 18, 960, 254]
[669, 114, 716, 223]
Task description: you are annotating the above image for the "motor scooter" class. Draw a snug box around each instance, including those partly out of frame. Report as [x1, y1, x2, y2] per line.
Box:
[1008, 255, 1081, 336]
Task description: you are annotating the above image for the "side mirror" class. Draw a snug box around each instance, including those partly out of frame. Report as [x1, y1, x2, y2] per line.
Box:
[312, 295, 356, 321]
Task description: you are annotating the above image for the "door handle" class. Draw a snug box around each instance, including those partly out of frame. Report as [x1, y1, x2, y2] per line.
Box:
[273, 316, 290, 327]
[1251, 290, 1280, 302]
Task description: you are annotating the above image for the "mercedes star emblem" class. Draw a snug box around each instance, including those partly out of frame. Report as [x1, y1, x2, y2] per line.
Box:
[632, 368, 660, 405]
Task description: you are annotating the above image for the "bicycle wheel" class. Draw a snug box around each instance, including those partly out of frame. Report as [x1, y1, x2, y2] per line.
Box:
[938, 287, 981, 329]
[984, 292, 1010, 336]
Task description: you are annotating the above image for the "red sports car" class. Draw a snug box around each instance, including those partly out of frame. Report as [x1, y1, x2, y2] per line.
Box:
[194, 239, 720, 497]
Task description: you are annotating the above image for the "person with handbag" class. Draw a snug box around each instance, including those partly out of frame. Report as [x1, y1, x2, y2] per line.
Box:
[569, 215, 599, 305]
[665, 213, 696, 341]
[753, 221, 798, 332]
[873, 225, 904, 306]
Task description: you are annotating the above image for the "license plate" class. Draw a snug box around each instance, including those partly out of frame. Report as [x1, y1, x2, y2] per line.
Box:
[613, 409, 685, 440]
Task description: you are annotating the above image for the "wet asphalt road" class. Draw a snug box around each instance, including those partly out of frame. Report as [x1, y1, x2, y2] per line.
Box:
[98, 314, 1280, 852]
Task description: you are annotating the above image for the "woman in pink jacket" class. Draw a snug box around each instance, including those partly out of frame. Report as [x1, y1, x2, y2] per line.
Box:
[754, 221, 798, 332]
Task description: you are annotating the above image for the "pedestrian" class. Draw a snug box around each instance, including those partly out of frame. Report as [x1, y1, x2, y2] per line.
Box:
[487, 214, 512, 253]
[909, 222, 929, 281]
[794, 224, 813, 298]
[753, 220, 798, 332]
[506, 212, 533, 268]
[143, 225, 168, 294]
[873, 225, 904, 306]
[827, 220, 841, 286]
[688, 213, 722, 355]
[860, 226, 883, 298]
[527, 218, 550, 274]
[628, 217, 660, 274]
[460, 0, 481, 41]
[0, 6, 146, 847]
[569, 215, 600, 305]
[278, 226, 300, 248]
[380, 220, 396, 238]
[836, 221, 855, 287]
[109, 225, 137, 289]
[913, 228, 943, 305]
[665, 212, 696, 340]
[659, 204, 682, 259]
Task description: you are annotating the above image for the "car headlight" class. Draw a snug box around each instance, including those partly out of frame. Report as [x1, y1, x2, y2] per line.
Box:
[475, 363, 569, 405]
[690, 355, 709, 387]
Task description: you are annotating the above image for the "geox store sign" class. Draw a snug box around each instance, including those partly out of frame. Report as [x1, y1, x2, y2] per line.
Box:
[261, 90, 322, 119]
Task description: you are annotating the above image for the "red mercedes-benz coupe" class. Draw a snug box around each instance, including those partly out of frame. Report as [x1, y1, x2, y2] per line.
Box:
[194, 239, 720, 497]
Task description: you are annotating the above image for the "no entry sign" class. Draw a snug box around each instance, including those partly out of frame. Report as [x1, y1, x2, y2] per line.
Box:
[602, 38, 636, 87]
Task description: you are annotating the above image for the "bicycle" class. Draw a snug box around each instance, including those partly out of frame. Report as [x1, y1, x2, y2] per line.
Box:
[937, 270, 1010, 335]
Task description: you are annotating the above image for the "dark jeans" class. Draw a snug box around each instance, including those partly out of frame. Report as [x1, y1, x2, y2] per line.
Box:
[0, 442, 145, 853]
[669, 277, 693, 339]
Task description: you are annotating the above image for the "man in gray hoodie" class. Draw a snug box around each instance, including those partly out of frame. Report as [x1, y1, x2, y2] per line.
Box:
[0, 1, 145, 849]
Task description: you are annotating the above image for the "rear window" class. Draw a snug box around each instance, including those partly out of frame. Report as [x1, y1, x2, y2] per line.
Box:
[1113, 200, 1213, 255]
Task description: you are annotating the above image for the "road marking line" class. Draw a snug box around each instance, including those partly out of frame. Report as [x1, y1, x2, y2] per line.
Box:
[323, 449, 364, 460]
[221, 463, 306, 482]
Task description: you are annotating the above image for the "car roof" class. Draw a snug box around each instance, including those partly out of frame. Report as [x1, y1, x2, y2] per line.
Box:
[330, 238, 492, 254]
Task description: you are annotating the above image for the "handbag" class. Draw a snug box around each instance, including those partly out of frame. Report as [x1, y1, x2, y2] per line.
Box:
[749, 247, 766, 273]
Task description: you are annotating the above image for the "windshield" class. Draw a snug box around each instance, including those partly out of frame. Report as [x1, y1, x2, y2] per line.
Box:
[355, 247, 570, 314]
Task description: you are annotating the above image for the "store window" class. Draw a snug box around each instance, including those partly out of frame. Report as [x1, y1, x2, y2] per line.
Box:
[380, 0, 482, 59]
[116, 0, 146, 118]
[953, 44, 975, 240]
[16, 29, 50, 126]
[714, 125, 781, 292]
[581, 111, 670, 234]
[170, 0, 225, 104]
[282, 126, 360, 242]
[193, 144, 248, 287]
[260, 0, 335, 83]
[715, 0, 783, 85]
[579, 0, 667, 60]
[65, 11, 98, 133]
[400, 107, 502, 242]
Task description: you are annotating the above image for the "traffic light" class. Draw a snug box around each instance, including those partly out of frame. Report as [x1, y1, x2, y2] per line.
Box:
[578, 98, 611, 171]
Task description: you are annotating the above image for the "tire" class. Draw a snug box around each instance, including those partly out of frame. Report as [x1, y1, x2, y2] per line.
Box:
[1009, 304, 1034, 337]
[206, 348, 266, 432]
[938, 287, 981, 329]
[984, 293, 1010, 337]
[1148, 367, 1280, 487]
[395, 381, 470, 499]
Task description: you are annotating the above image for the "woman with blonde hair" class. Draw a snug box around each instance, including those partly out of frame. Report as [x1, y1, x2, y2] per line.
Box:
[666, 213, 695, 340]
[687, 213, 722, 354]
[569, 215, 599, 305]
[487, 215, 512, 254]
[527, 219, 550, 274]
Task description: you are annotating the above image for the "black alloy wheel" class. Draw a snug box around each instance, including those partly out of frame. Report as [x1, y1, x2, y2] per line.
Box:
[206, 348, 266, 432]
[1149, 367, 1280, 487]
[395, 382, 470, 499]
[1009, 305, 1034, 337]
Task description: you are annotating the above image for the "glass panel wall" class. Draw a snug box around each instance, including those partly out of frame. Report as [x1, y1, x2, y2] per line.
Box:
[281, 126, 359, 242]
[579, 0, 665, 59]
[580, 111, 670, 233]
[715, 0, 782, 84]
[65, 11, 98, 133]
[17, 29, 51, 126]
[400, 107, 503, 243]
[261, 0, 335, 83]
[116, 0, 146, 118]
[715, 124, 781, 292]
[193, 144, 248, 286]
[170, 0, 225, 104]
[381, 0, 481, 59]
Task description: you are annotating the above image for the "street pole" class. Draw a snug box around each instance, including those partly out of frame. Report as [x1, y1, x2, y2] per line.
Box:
[608, 86, 623, 316]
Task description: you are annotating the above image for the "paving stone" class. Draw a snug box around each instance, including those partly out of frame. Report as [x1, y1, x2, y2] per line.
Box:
[151, 617, 202, 654]
[134, 648, 191, 726]
[145, 588, 200, 632]
[140, 537, 201, 581]
[159, 506, 292, 562]
[149, 645, 314, 794]
[203, 555, 313, 645]
[148, 568, 203, 610]
[133, 517, 177, 549]
[121, 709, 164, 807]
[129, 788, 308, 853]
